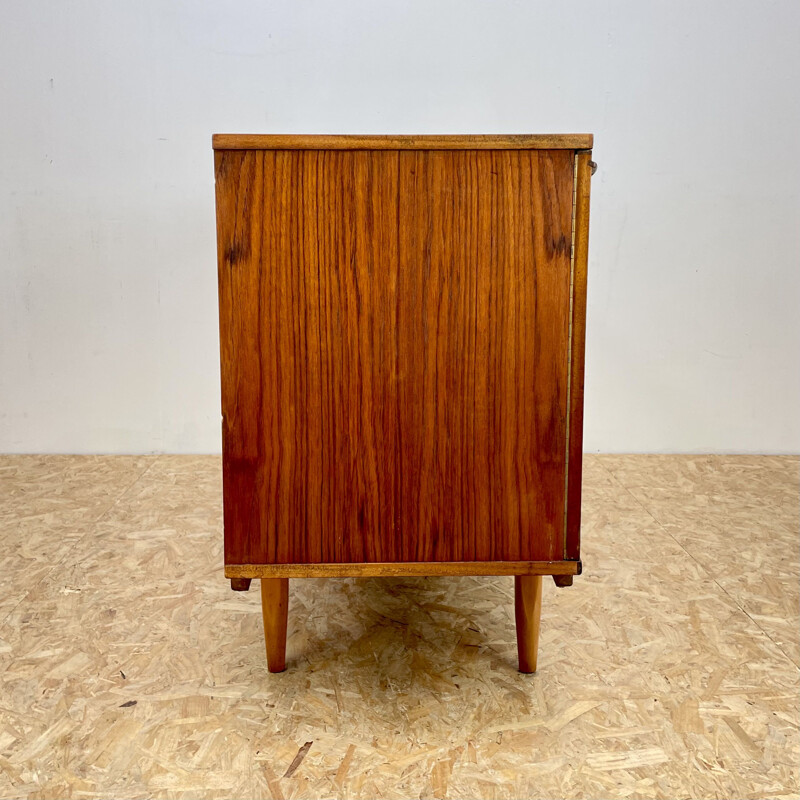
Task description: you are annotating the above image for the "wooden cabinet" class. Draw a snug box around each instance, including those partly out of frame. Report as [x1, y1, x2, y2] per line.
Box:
[213, 134, 594, 672]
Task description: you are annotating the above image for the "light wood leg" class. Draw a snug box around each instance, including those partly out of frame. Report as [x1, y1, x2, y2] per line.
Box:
[260, 577, 289, 673]
[515, 575, 542, 673]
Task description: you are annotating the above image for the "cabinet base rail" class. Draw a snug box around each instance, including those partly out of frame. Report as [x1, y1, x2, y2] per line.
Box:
[226, 560, 581, 579]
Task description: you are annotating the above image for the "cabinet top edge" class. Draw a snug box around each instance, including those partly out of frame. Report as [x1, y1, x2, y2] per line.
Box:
[212, 133, 593, 150]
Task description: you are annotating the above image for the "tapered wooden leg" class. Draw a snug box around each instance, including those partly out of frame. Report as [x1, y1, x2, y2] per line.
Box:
[515, 575, 543, 673]
[260, 578, 289, 673]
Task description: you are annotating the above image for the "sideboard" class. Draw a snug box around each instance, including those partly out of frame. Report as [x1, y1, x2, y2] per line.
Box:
[213, 134, 594, 672]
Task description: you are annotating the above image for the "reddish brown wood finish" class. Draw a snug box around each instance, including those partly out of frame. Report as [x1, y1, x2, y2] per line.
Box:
[212, 133, 593, 151]
[564, 150, 593, 561]
[514, 575, 543, 673]
[216, 147, 578, 567]
[225, 560, 581, 579]
[260, 578, 288, 672]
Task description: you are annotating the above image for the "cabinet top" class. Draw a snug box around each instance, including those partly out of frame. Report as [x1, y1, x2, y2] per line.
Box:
[212, 133, 593, 151]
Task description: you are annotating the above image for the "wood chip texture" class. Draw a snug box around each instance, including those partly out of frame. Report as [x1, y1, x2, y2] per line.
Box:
[0, 454, 797, 799]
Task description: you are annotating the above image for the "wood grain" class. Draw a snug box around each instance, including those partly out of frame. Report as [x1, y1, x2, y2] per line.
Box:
[225, 560, 582, 579]
[514, 575, 543, 672]
[212, 133, 593, 151]
[564, 150, 593, 560]
[216, 148, 576, 566]
[260, 577, 288, 672]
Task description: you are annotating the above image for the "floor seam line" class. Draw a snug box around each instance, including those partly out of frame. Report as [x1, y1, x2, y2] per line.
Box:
[89, 456, 161, 525]
[598, 461, 800, 673]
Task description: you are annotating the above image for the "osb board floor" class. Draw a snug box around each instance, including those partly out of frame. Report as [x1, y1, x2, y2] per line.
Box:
[0, 455, 797, 800]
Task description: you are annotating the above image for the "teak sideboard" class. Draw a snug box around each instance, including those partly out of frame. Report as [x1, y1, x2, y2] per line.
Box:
[213, 134, 594, 673]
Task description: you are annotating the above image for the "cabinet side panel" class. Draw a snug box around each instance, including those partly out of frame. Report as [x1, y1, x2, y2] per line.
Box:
[218, 148, 575, 565]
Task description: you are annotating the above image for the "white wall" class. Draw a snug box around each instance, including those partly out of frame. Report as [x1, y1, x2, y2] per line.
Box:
[1, 0, 798, 454]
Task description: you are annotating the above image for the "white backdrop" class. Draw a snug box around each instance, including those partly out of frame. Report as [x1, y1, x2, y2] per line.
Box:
[1, 0, 798, 454]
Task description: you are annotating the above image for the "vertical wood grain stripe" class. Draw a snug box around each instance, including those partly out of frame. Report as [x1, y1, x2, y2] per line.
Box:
[564, 151, 593, 560]
[563, 153, 580, 556]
